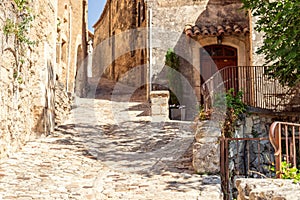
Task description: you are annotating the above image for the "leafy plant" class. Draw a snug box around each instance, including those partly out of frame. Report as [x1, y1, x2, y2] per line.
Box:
[195, 106, 211, 121]
[165, 49, 182, 106]
[271, 161, 300, 183]
[221, 89, 247, 138]
[195, 88, 246, 137]
[3, 0, 35, 89]
[242, 0, 300, 87]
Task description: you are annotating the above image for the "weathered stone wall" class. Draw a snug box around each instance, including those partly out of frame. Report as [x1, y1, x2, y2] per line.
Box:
[0, 0, 57, 158]
[92, 0, 147, 89]
[193, 120, 221, 174]
[226, 113, 300, 198]
[149, 0, 250, 120]
[0, 0, 79, 158]
[236, 178, 300, 200]
[148, 0, 209, 77]
[57, 0, 88, 97]
[250, 15, 265, 66]
[54, 82, 72, 125]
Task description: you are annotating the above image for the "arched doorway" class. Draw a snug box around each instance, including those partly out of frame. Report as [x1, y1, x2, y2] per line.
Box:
[200, 45, 238, 91]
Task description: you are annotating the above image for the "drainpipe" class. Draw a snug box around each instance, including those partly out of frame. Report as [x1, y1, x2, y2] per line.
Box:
[149, 7, 153, 93]
[66, 5, 72, 92]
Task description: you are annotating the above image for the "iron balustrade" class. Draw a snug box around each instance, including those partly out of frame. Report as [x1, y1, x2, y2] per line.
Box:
[220, 137, 272, 200]
[200, 66, 295, 112]
[269, 121, 300, 178]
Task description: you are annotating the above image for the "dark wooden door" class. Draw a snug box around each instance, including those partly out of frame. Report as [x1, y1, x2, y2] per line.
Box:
[200, 45, 238, 91]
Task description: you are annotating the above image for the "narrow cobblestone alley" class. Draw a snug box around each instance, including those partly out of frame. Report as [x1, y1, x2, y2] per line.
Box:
[0, 98, 222, 200]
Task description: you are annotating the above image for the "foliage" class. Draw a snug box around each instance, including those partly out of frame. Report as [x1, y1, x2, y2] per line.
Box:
[194, 89, 246, 137]
[270, 161, 300, 183]
[242, 0, 300, 87]
[218, 89, 247, 138]
[165, 49, 182, 106]
[194, 106, 211, 122]
[4, 0, 35, 45]
[3, 0, 35, 87]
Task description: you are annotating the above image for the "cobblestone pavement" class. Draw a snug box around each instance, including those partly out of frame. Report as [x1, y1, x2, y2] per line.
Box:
[0, 98, 222, 200]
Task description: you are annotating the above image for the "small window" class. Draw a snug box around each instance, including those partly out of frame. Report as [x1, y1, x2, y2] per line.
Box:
[224, 47, 236, 56]
[141, 0, 145, 22]
[213, 48, 223, 56]
[61, 40, 67, 63]
[202, 45, 237, 58]
[137, 2, 141, 27]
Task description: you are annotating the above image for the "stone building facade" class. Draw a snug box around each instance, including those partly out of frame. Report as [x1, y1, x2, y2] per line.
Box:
[94, 0, 296, 119]
[56, 0, 89, 97]
[0, 0, 88, 158]
[93, 0, 255, 118]
[92, 0, 148, 97]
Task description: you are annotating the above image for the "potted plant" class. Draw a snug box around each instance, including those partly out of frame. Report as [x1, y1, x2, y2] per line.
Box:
[165, 49, 184, 120]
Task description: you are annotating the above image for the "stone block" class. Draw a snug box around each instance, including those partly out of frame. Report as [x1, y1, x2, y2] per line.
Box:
[244, 117, 253, 134]
[193, 120, 221, 174]
[236, 178, 300, 200]
[194, 122, 221, 141]
[196, 136, 218, 144]
[193, 141, 220, 174]
[150, 91, 170, 122]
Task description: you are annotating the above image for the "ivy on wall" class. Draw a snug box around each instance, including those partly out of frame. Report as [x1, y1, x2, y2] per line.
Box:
[3, 0, 35, 90]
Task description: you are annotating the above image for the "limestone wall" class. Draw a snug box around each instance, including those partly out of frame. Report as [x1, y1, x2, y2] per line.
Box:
[0, 0, 57, 158]
[148, 0, 209, 77]
[193, 120, 221, 174]
[236, 178, 300, 200]
[0, 0, 78, 158]
[226, 113, 300, 198]
[92, 0, 147, 89]
[57, 0, 88, 97]
[250, 15, 265, 66]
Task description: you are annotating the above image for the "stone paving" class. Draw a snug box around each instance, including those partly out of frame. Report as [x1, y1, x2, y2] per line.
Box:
[0, 98, 222, 199]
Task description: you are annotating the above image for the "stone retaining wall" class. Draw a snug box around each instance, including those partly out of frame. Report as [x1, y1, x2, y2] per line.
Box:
[193, 120, 221, 174]
[227, 113, 299, 198]
[193, 112, 300, 198]
[236, 178, 300, 200]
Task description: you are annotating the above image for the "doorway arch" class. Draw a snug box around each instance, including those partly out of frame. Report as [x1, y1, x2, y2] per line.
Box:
[200, 45, 238, 91]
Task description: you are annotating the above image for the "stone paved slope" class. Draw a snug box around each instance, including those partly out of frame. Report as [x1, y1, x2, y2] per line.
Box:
[0, 98, 222, 199]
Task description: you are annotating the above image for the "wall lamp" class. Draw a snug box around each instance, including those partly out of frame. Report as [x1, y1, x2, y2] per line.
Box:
[217, 35, 223, 44]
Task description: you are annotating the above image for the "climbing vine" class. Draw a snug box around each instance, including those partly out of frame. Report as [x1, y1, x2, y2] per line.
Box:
[220, 89, 246, 138]
[208, 88, 247, 138]
[3, 0, 35, 87]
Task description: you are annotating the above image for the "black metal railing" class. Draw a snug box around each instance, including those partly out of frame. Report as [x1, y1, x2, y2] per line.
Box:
[201, 66, 296, 112]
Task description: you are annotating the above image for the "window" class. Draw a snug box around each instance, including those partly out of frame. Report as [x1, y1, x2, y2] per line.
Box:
[61, 40, 67, 63]
[201, 45, 236, 57]
[137, 2, 141, 27]
[141, 0, 145, 22]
